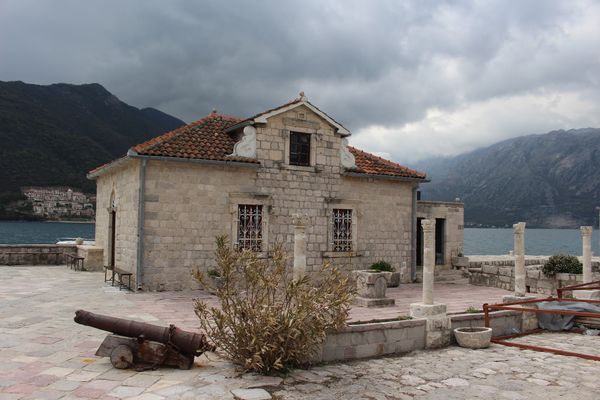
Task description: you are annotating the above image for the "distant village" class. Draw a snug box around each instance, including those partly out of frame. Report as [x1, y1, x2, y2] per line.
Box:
[21, 186, 95, 221]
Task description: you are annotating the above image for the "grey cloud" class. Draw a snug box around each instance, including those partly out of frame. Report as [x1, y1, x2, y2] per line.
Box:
[1, 0, 599, 161]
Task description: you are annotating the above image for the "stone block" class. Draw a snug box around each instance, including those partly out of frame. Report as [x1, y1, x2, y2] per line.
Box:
[574, 290, 600, 300]
[409, 303, 447, 318]
[231, 388, 272, 400]
[482, 265, 498, 275]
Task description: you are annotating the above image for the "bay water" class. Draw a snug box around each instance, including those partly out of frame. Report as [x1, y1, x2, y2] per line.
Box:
[0, 222, 598, 256]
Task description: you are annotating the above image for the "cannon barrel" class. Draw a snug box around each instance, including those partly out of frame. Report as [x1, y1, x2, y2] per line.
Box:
[74, 310, 211, 355]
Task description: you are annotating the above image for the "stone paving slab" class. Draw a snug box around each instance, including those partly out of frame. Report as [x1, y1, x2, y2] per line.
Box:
[2, 266, 600, 399]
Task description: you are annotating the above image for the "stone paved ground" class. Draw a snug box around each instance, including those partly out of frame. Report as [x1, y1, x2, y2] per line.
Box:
[1, 266, 600, 399]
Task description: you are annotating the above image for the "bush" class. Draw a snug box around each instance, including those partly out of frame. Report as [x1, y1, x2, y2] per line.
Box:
[542, 254, 582, 277]
[193, 236, 356, 374]
[369, 260, 395, 272]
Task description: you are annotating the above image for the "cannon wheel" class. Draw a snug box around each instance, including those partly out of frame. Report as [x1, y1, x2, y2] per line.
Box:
[110, 344, 133, 369]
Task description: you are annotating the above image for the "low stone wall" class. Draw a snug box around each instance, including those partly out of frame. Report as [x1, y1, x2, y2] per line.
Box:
[450, 310, 522, 339]
[468, 257, 600, 296]
[315, 319, 426, 363]
[0, 244, 77, 265]
[315, 310, 521, 363]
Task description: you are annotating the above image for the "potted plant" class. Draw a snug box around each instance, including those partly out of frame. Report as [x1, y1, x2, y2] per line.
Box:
[369, 261, 400, 287]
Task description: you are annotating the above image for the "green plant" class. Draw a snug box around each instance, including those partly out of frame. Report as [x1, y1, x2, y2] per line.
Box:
[193, 236, 356, 374]
[542, 254, 582, 277]
[465, 306, 480, 313]
[397, 315, 413, 320]
[369, 260, 395, 272]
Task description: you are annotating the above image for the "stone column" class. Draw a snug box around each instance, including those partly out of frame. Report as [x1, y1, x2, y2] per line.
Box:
[582, 226, 593, 283]
[574, 226, 600, 300]
[421, 219, 435, 305]
[504, 222, 536, 330]
[410, 219, 451, 348]
[291, 214, 308, 281]
[513, 222, 526, 297]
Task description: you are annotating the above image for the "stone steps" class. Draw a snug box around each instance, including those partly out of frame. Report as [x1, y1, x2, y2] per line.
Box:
[415, 268, 468, 283]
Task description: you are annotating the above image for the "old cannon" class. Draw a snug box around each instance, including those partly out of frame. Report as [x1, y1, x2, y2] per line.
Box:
[74, 310, 214, 370]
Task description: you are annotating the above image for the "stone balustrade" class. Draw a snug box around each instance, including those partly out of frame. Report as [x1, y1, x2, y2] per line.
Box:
[0, 244, 77, 265]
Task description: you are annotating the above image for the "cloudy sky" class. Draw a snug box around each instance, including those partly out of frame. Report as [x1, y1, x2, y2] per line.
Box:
[1, 0, 599, 164]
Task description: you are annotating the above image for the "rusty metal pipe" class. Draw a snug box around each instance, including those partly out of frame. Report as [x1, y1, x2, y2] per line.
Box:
[492, 339, 600, 362]
[74, 310, 210, 355]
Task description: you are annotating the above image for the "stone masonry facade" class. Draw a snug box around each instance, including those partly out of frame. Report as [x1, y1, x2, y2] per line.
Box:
[417, 200, 464, 270]
[91, 98, 463, 291]
[137, 106, 415, 290]
[95, 160, 140, 277]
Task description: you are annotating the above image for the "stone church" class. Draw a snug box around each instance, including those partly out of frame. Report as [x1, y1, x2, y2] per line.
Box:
[88, 94, 463, 291]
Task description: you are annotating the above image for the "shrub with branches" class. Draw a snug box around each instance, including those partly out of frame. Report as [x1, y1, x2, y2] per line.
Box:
[369, 260, 395, 272]
[193, 236, 356, 374]
[542, 254, 582, 277]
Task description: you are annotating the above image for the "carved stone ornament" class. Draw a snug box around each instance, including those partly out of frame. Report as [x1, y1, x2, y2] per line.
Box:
[340, 138, 356, 169]
[231, 125, 257, 158]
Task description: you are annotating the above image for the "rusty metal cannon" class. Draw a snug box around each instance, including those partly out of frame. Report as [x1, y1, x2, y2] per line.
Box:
[74, 310, 214, 370]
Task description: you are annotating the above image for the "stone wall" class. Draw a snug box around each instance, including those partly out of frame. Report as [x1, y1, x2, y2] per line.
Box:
[468, 257, 600, 296]
[450, 310, 522, 339]
[0, 244, 77, 265]
[313, 311, 521, 363]
[417, 200, 464, 270]
[94, 160, 141, 284]
[127, 105, 417, 291]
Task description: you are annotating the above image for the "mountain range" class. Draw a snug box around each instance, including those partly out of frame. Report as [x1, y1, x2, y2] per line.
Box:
[415, 128, 600, 228]
[0, 80, 184, 218]
[1, 80, 598, 227]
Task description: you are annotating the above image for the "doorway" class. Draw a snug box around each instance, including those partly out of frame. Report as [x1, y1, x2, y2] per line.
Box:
[435, 218, 445, 265]
[416, 217, 423, 266]
[109, 210, 116, 267]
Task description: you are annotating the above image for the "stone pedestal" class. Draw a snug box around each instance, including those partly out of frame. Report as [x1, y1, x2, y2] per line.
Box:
[291, 214, 308, 281]
[352, 270, 395, 307]
[76, 245, 103, 271]
[410, 303, 451, 348]
[513, 222, 526, 296]
[574, 290, 600, 300]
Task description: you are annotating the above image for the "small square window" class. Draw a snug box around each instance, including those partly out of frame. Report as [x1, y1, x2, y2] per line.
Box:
[289, 132, 310, 166]
[332, 209, 352, 252]
[237, 204, 263, 251]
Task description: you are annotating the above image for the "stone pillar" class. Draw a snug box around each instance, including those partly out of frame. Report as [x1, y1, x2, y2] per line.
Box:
[503, 222, 537, 329]
[292, 214, 307, 281]
[581, 226, 593, 283]
[421, 219, 435, 304]
[513, 222, 526, 297]
[575, 226, 600, 300]
[410, 219, 451, 348]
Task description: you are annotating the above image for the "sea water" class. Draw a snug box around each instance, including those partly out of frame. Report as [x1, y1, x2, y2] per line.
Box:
[0, 222, 598, 256]
[464, 228, 600, 256]
[0, 221, 95, 244]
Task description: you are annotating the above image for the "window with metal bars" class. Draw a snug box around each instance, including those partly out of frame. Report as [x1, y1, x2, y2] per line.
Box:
[237, 204, 263, 251]
[289, 132, 311, 166]
[332, 208, 352, 251]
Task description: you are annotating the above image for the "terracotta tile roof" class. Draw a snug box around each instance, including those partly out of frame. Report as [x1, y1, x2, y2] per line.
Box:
[131, 113, 259, 163]
[89, 102, 425, 181]
[348, 146, 426, 179]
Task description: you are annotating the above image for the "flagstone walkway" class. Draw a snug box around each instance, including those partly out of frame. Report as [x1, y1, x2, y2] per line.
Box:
[1, 266, 599, 399]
